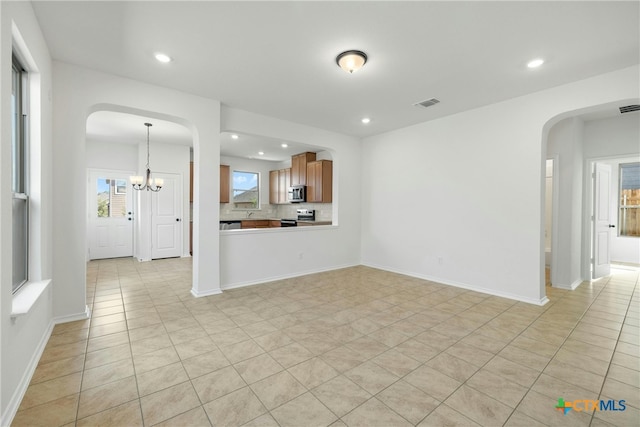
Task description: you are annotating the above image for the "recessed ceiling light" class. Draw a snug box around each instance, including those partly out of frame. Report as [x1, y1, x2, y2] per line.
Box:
[154, 53, 172, 63]
[281, 143, 288, 148]
[258, 151, 264, 155]
[231, 134, 239, 140]
[527, 58, 544, 68]
[361, 117, 371, 124]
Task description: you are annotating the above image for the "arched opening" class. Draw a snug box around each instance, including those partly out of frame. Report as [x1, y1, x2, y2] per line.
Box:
[541, 98, 640, 295]
[85, 105, 194, 264]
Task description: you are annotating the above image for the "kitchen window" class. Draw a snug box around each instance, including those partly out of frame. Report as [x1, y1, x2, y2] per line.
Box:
[619, 162, 640, 237]
[12, 54, 29, 293]
[233, 170, 260, 209]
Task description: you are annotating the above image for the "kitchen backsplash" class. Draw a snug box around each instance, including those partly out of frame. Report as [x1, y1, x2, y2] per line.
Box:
[219, 203, 332, 222]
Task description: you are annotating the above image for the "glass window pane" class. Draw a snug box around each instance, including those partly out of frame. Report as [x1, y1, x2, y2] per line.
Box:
[619, 162, 640, 237]
[12, 197, 28, 292]
[233, 171, 259, 209]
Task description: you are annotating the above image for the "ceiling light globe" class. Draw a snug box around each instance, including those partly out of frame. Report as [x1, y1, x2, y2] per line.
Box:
[155, 53, 172, 63]
[527, 58, 544, 68]
[336, 50, 367, 74]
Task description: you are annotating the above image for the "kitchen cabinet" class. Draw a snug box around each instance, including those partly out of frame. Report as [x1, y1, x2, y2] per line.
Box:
[269, 220, 281, 228]
[291, 152, 316, 186]
[306, 160, 332, 203]
[241, 219, 270, 229]
[269, 168, 291, 204]
[220, 164, 230, 203]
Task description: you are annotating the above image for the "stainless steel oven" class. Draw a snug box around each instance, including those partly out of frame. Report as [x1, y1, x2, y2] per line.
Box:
[280, 218, 297, 227]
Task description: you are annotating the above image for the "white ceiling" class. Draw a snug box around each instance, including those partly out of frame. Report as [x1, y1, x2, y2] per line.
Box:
[34, 1, 639, 150]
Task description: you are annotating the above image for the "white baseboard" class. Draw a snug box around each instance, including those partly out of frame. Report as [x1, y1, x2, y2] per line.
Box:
[191, 288, 223, 298]
[552, 279, 583, 291]
[54, 305, 91, 324]
[361, 262, 550, 306]
[1, 320, 54, 427]
[220, 263, 360, 292]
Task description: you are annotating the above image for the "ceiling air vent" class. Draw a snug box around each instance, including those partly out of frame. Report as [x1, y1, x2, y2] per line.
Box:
[414, 98, 440, 108]
[619, 105, 640, 114]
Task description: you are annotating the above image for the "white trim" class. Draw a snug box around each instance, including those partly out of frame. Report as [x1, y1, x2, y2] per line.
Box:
[11, 279, 51, 318]
[549, 154, 560, 286]
[552, 279, 583, 291]
[53, 305, 91, 324]
[362, 262, 550, 306]
[220, 262, 359, 292]
[190, 288, 223, 298]
[0, 320, 53, 427]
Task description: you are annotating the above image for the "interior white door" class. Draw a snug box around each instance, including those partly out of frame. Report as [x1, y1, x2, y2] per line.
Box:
[151, 173, 183, 259]
[88, 170, 134, 259]
[593, 163, 613, 279]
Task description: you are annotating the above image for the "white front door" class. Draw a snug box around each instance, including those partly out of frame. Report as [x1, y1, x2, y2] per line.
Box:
[88, 169, 134, 260]
[151, 173, 183, 259]
[593, 163, 613, 278]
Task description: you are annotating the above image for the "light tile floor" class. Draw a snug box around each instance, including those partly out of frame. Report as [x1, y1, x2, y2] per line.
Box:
[12, 259, 639, 427]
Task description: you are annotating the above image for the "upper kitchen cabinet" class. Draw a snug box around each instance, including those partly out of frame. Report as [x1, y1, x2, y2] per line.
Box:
[270, 168, 291, 204]
[306, 160, 332, 203]
[220, 164, 230, 203]
[291, 152, 316, 186]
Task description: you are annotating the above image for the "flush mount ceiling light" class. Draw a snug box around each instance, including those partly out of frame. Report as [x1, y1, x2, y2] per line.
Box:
[361, 117, 371, 124]
[154, 53, 172, 63]
[231, 134, 239, 140]
[527, 58, 544, 68]
[258, 151, 264, 156]
[336, 50, 367, 74]
[281, 143, 288, 148]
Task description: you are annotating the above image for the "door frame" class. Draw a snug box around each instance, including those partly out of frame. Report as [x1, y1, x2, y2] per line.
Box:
[547, 155, 560, 287]
[86, 167, 135, 260]
[582, 155, 625, 280]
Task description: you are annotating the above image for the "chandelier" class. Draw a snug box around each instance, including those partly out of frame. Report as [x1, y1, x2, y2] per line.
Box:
[131, 122, 163, 192]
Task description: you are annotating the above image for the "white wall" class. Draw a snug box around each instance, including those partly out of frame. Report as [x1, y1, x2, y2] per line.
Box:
[584, 113, 640, 265]
[361, 66, 639, 305]
[219, 107, 362, 288]
[0, 2, 54, 423]
[86, 139, 138, 171]
[547, 117, 584, 289]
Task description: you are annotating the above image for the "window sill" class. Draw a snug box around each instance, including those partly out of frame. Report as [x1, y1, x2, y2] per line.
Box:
[11, 279, 51, 318]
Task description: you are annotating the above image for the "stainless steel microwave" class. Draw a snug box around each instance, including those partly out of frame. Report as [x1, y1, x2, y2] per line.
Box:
[288, 185, 306, 203]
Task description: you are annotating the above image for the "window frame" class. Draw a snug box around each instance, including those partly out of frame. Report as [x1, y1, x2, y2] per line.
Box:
[618, 162, 640, 238]
[232, 170, 260, 210]
[12, 53, 29, 294]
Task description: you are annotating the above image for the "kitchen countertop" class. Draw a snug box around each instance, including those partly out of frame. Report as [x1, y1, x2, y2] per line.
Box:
[220, 218, 331, 225]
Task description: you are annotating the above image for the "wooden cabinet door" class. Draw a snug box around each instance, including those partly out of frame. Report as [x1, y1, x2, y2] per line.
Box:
[306, 160, 332, 203]
[291, 152, 316, 186]
[320, 160, 332, 203]
[278, 168, 291, 204]
[220, 165, 230, 203]
[306, 161, 318, 202]
[269, 170, 279, 204]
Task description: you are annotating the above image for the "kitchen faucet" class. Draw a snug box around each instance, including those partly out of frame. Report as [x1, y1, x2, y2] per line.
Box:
[246, 211, 253, 218]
